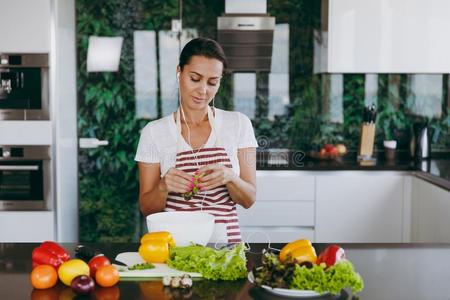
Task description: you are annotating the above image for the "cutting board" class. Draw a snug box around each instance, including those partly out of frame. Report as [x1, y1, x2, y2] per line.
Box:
[115, 252, 202, 278]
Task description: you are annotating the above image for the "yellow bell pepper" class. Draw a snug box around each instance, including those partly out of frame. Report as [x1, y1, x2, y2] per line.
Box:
[140, 231, 175, 247]
[138, 240, 169, 263]
[138, 232, 175, 263]
[279, 239, 317, 264]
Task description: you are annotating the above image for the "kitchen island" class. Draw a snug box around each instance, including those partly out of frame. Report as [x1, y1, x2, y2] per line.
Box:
[1, 243, 450, 300]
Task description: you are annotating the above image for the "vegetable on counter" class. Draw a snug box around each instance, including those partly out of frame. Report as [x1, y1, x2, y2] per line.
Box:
[162, 274, 193, 289]
[30, 265, 58, 289]
[290, 259, 363, 294]
[58, 259, 90, 286]
[95, 265, 120, 287]
[139, 240, 170, 263]
[138, 231, 175, 264]
[279, 239, 317, 265]
[88, 255, 111, 277]
[32, 241, 70, 269]
[316, 245, 345, 268]
[167, 242, 247, 280]
[30, 241, 120, 293]
[71, 275, 95, 295]
[128, 262, 155, 271]
[253, 245, 364, 295]
[140, 231, 175, 247]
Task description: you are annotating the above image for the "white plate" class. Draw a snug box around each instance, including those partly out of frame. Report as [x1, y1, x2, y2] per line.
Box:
[248, 271, 330, 298]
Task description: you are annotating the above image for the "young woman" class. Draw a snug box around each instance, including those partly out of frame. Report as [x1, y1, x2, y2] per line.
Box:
[135, 37, 257, 243]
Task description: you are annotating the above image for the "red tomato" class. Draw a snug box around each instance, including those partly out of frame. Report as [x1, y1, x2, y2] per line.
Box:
[30, 265, 58, 289]
[88, 255, 111, 277]
[95, 265, 119, 287]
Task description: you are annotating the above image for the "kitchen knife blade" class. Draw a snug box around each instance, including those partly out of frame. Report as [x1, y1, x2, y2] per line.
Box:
[75, 245, 128, 267]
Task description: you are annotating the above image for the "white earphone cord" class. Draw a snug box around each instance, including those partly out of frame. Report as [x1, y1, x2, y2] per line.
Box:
[177, 73, 208, 211]
[178, 73, 275, 251]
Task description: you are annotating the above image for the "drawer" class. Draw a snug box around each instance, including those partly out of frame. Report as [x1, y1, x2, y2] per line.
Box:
[256, 171, 315, 201]
[240, 226, 315, 243]
[237, 201, 314, 226]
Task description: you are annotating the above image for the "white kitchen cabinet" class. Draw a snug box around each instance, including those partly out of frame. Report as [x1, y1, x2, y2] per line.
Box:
[0, 211, 54, 242]
[255, 171, 315, 201]
[238, 201, 314, 227]
[0, 0, 51, 53]
[0, 121, 52, 145]
[411, 177, 450, 242]
[315, 172, 405, 243]
[238, 171, 315, 243]
[317, 0, 450, 73]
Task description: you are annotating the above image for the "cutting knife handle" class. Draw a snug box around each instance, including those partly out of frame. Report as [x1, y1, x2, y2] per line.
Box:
[75, 245, 102, 262]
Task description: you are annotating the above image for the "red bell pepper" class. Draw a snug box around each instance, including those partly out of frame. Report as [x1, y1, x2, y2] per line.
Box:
[317, 244, 345, 268]
[40, 241, 70, 261]
[31, 241, 70, 269]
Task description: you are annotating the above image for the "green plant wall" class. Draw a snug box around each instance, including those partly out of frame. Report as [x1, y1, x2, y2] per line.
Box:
[77, 0, 179, 242]
[77, 0, 449, 242]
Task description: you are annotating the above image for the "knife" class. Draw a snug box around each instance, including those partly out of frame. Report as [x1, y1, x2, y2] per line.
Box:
[75, 245, 128, 267]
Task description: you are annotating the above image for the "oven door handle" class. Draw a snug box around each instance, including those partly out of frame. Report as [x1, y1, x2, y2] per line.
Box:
[0, 165, 39, 171]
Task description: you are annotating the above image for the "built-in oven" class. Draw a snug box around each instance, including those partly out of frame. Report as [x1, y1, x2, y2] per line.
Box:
[0, 146, 51, 210]
[0, 53, 49, 120]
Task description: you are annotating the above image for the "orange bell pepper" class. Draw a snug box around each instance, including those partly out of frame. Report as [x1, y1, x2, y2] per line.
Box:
[279, 239, 317, 264]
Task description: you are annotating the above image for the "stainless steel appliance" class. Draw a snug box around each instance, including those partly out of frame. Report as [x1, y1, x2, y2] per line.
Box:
[0, 146, 51, 210]
[0, 54, 49, 120]
[217, 15, 275, 71]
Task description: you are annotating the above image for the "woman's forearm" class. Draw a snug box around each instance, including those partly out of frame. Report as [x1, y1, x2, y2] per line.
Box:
[226, 176, 256, 209]
[139, 179, 169, 216]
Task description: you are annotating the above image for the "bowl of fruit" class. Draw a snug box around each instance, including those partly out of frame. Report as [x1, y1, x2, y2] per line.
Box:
[309, 143, 347, 160]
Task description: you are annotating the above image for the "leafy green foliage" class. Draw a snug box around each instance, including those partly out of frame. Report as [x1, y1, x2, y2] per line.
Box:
[168, 243, 247, 280]
[254, 251, 364, 295]
[77, 0, 178, 242]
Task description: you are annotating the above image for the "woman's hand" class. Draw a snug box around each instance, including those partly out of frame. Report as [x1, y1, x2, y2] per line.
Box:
[160, 168, 193, 193]
[197, 164, 237, 191]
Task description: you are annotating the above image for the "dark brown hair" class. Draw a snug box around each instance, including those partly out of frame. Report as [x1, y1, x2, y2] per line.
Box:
[178, 37, 227, 73]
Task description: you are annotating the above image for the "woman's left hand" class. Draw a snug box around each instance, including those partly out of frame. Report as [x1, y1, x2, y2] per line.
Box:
[196, 164, 237, 191]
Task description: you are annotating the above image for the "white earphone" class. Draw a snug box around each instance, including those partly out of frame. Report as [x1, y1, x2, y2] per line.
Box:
[176, 72, 180, 82]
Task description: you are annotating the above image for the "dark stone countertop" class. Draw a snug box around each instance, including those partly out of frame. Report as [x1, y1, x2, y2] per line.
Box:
[257, 150, 450, 190]
[2, 243, 450, 300]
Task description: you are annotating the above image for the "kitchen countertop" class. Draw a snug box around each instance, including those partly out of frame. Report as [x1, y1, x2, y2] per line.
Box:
[2, 243, 450, 300]
[257, 150, 450, 190]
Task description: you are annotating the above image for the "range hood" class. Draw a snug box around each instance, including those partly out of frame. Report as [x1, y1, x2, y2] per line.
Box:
[217, 0, 275, 72]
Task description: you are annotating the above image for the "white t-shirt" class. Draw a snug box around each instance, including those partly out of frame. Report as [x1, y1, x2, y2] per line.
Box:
[134, 108, 258, 176]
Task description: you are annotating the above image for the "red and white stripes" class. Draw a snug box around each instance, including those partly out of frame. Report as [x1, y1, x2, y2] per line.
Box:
[165, 146, 242, 243]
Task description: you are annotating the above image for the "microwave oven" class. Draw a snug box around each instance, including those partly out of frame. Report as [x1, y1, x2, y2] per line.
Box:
[0, 54, 49, 120]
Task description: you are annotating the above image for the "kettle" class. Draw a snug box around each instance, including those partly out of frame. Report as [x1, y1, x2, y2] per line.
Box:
[411, 122, 431, 159]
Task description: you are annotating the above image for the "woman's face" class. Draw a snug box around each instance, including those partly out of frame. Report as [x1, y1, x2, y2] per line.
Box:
[178, 55, 223, 111]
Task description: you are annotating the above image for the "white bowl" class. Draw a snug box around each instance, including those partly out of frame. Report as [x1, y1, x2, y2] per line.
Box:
[146, 211, 215, 246]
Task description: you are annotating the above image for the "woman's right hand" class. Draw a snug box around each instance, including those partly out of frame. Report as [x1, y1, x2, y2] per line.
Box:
[159, 168, 193, 193]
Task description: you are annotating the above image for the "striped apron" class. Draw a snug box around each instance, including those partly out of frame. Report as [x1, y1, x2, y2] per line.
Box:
[164, 106, 242, 244]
